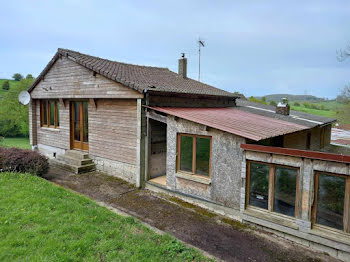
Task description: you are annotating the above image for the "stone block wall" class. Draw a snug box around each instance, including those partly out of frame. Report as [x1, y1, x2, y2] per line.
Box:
[166, 116, 245, 209]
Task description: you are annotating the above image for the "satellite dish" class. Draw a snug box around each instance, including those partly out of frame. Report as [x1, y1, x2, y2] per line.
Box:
[18, 91, 31, 105]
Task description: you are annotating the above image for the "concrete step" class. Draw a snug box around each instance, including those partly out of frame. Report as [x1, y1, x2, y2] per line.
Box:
[50, 159, 95, 174]
[65, 150, 90, 160]
[57, 155, 93, 166]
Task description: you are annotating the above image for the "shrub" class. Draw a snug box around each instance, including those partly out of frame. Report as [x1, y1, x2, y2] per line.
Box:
[293, 101, 300, 107]
[0, 147, 49, 176]
[269, 100, 277, 106]
[2, 80, 9, 90]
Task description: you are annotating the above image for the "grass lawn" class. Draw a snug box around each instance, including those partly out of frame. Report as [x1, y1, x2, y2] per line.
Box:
[0, 137, 31, 150]
[291, 105, 337, 118]
[0, 173, 209, 262]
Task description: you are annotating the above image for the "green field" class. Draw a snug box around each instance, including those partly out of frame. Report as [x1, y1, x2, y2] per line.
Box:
[0, 137, 31, 149]
[290, 105, 337, 118]
[0, 172, 208, 262]
[0, 79, 20, 99]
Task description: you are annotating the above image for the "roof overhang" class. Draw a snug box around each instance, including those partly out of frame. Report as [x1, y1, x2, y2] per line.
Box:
[146, 106, 310, 141]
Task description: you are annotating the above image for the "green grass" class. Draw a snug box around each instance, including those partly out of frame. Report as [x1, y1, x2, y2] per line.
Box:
[291, 105, 337, 118]
[0, 79, 19, 99]
[0, 137, 31, 150]
[0, 173, 209, 262]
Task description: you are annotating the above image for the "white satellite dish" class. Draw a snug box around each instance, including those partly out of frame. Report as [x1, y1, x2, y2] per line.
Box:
[18, 91, 31, 105]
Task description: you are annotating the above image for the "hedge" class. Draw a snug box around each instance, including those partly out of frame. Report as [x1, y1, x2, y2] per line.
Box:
[0, 147, 49, 176]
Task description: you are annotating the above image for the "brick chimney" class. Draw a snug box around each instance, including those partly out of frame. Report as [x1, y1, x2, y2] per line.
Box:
[276, 98, 290, 115]
[178, 53, 187, 78]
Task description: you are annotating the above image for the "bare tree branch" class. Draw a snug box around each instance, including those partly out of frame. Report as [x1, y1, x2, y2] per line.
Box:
[337, 44, 350, 61]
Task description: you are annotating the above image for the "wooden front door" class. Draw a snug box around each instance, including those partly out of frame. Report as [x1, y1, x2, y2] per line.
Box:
[71, 101, 89, 151]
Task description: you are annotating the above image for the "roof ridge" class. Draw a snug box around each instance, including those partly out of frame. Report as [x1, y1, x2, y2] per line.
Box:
[57, 48, 169, 70]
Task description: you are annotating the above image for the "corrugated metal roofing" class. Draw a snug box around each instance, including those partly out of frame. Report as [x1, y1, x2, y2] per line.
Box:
[148, 107, 309, 141]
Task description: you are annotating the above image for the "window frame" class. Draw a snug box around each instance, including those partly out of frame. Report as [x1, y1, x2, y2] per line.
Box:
[312, 171, 350, 233]
[40, 100, 59, 128]
[246, 160, 300, 218]
[176, 133, 212, 178]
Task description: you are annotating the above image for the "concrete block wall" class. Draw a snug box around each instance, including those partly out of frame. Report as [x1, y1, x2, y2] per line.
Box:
[166, 116, 245, 209]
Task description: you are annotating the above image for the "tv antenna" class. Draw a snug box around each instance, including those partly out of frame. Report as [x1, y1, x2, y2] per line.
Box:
[198, 38, 205, 82]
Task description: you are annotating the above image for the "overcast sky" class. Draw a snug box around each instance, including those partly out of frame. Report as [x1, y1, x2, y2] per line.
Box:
[1, 0, 349, 98]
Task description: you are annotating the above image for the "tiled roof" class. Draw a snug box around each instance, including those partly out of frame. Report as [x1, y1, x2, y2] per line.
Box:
[147, 106, 309, 141]
[28, 48, 238, 98]
[236, 99, 336, 127]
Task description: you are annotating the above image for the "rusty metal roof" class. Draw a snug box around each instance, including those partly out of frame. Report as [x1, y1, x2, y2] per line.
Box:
[148, 107, 309, 141]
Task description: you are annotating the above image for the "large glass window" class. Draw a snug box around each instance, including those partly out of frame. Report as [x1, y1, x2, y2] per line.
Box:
[274, 167, 297, 217]
[247, 161, 299, 217]
[40, 100, 59, 128]
[313, 173, 349, 232]
[177, 134, 211, 177]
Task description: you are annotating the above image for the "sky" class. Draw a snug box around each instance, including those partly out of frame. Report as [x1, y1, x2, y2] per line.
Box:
[0, 0, 349, 99]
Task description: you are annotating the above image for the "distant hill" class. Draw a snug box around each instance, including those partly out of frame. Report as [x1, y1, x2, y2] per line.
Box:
[256, 94, 326, 103]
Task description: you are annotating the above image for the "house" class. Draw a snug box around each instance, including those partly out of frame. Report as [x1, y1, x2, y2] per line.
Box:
[29, 48, 350, 261]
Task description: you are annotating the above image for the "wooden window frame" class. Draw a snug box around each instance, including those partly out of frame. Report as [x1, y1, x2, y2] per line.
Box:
[311, 171, 350, 233]
[40, 100, 59, 128]
[246, 160, 300, 218]
[176, 133, 212, 178]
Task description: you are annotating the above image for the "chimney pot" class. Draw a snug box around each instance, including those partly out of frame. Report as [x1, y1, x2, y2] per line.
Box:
[276, 97, 290, 115]
[178, 53, 187, 78]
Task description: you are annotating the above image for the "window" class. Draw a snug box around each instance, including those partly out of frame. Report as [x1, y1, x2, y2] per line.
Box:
[40, 100, 59, 128]
[177, 134, 211, 177]
[312, 172, 350, 233]
[246, 161, 299, 217]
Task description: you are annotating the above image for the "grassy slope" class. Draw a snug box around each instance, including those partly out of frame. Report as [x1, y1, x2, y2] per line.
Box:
[290, 105, 337, 118]
[0, 79, 19, 98]
[290, 100, 343, 119]
[0, 137, 31, 149]
[0, 173, 208, 262]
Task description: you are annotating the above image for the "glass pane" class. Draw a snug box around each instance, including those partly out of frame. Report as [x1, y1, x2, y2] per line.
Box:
[42, 101, 47, 125]
[83, 102, 88, 143]
[274, 167, 297, 217]
[316, 173, 345, 230]
[74, 102, 81, 141]
[56, 102, 59, 127]
[50, 101, 55, 126]
[180, 136, 193, 172]
[196, 137, 210, 176]
[249, 162, 269, 209]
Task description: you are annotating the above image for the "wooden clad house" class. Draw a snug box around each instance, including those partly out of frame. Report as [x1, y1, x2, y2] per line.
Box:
[29, 49, 350, 261]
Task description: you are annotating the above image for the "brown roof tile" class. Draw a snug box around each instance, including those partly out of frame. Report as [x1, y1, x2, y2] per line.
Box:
[29, 48, 237, 98]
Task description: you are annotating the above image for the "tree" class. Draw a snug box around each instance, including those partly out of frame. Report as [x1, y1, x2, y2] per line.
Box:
[25, 74, 34, 79]
[336, 84, 350, 123]
[261, 96, 266, 102]
[269, 100, 277, 106]
[0, 78, 33, 137]
[337, 44, 350, 62]
[293, 101, 300, 107]
[2, 80, 10, 90]
[12, 73, 23, 81]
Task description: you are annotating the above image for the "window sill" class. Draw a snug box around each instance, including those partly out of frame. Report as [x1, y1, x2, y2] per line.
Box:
[310, 225, 350, 246]
[40, 127, 60, 132]
[175, 172, 211, 185]
[244, 206, 299, 230]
